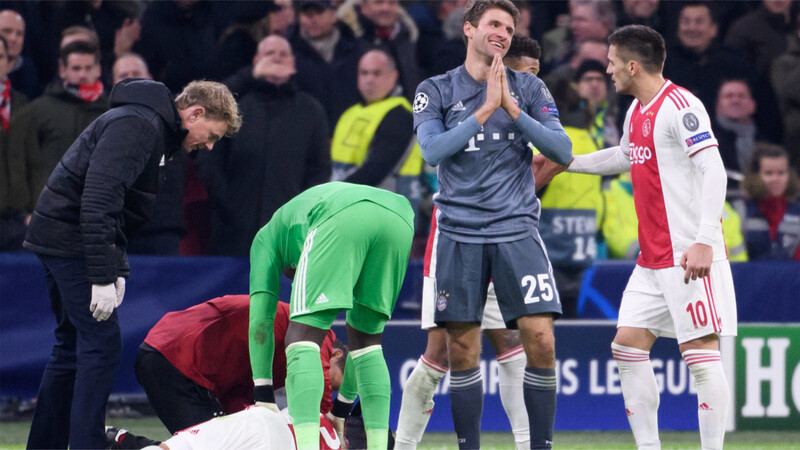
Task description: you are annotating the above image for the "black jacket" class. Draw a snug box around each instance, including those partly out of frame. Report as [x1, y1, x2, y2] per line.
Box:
[289, 22, 366, 131]
[24, 79, 185, 283]
[197, 69, 330, 257]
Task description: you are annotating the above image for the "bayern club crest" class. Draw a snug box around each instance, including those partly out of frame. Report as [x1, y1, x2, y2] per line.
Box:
[642, 118, 652, 137]
[436, 290, 449, 311]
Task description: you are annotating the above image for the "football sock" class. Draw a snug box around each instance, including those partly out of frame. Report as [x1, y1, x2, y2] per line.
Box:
[497, 346, 529, 450]
[684, 349, 729, 450]
[286, 342, 324, 450]
[352, 345, 391, 450]
[338, 353, 358, 402]
[449, 366, 483, 449]
[395, 355, 447, 449]
[612, 342, 660, 450]
[523, 367, 557, 449]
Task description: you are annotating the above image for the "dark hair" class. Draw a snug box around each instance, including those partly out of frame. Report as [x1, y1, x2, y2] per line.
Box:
[59, 40, 101, 66]
[743, 142, 800, 202]
[680, 1, 717, 25]
[505, 34, 541, 61]
[332, 339, 348, 372]
[608, 24, 665, 73]
[575, 59, 607, 82]
[463, 0, 520, 45]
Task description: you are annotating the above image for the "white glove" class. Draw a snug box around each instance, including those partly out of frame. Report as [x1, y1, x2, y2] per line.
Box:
[90, 283, 116, 321]
[114, 277, 126, 308]
[325, 411, 346, 446]
[255, 402, 281, 414]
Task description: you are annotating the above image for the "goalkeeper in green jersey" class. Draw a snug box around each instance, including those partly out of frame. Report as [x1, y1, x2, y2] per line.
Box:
[249, 182, 414, 450]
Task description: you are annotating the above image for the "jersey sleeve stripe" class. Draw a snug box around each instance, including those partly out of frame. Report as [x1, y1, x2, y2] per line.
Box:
[673, 89, 690, 108]
[667, 91, 688, 110]
[688, 144, 718, 157]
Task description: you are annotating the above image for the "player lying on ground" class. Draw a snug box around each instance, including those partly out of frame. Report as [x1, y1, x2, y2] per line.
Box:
[135, 295, 345, 434]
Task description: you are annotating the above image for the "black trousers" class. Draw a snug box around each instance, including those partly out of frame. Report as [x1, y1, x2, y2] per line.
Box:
[27, 254, 122, 449]
[134, 344, 224, 434]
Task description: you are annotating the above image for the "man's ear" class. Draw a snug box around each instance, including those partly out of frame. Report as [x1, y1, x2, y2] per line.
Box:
[332, 348, 344, 359]
[187, 105, 206, 122]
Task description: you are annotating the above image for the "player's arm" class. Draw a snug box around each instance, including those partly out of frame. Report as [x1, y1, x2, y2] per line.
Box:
[249, 224, 284, 409]
[510, 75, 571, 165]
[677, 104, 727, 282]
[414, 79, 480, 166]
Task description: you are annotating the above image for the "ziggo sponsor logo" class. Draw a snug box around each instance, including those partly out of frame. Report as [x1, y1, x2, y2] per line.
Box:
[629, 144, 653, 165]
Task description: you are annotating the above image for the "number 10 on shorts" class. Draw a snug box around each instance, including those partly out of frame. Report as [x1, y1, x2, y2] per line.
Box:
[521, 273, 557, 304]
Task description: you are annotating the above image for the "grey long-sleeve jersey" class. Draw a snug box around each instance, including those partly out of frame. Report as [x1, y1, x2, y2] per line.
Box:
[413, 65, 571, 243]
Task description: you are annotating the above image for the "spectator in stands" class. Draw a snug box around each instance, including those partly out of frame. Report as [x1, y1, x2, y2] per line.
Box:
[212, 2, 279, 81]
[9, 41, 108, 225]
[425, 2, 468, 76]
[616, 0, 665, 34]
[575, 59, 619, 149]
[270, 0, 297, 37]
[111, 53, 150, 84]
[737, 143, 800, 260]
[408, 0, 466, 78]
[331, 49, 423, 226]
[663, 2, 747, 117]
[725, 0, 797, 82]
[771, 17, 800, 170]
[339, 0, 422, 99]
[0, 35, 29, 252]
[134, 295, 345, 434]
[545, 38, 608, 83]
[713, 79, 765, 198]
[289, 0, 365, 130]
[60, 25, 100, 49]
[0, 10, 39, 99]
[197, 35, 331, 257]
[136, 0, 218, 93]
[512, 0, 532, 37]
[541, 0, 615, 73]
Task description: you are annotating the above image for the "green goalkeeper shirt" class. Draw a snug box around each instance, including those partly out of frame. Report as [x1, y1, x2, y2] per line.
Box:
[248, 182, 413, 384]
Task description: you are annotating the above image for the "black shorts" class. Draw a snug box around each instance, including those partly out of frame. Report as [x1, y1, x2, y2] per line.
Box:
[432, 232, 562, 328]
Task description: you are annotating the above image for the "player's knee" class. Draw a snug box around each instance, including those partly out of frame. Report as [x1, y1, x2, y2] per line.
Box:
[678, 334, 719, 354]
[521, 330, 555, 366]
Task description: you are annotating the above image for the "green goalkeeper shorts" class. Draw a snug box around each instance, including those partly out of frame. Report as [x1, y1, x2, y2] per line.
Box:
[290, 200, 414, 335]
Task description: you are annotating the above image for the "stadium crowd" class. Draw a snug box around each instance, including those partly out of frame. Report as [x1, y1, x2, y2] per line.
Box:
[0, 0, 798, 269]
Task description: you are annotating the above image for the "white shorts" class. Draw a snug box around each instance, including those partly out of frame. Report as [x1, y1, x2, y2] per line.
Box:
[421, 277, 506, 330]
[618, 261, 738, 344]
[162, 406, 297, 450]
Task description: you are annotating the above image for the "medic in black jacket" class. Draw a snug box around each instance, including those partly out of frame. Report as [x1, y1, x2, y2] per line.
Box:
[22, 78, 241, 450]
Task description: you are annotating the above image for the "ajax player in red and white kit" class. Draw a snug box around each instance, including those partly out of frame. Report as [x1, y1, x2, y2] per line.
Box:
[127, 405, 341, 450]
[534, 25, 736, 450]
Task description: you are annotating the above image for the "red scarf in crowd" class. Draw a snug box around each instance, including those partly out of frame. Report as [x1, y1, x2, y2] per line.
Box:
[757, 195, 787, 241]
[64, 80, 104, 103]
[0, 79, 10, 131]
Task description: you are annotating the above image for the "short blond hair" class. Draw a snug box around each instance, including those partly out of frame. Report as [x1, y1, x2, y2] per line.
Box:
[175, 80, 242, 136]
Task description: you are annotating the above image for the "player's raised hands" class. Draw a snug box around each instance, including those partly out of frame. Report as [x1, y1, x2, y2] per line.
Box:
[499, 63, 521, 120]
[475, 54, 503, 124]
[532, 153, 571, 191]
[680, 243, 713, 284]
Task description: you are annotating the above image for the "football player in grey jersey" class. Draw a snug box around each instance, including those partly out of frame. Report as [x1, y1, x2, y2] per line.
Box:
[407, 1, 572, 449]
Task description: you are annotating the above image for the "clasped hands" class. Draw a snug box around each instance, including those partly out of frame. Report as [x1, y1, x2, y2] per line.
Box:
[476, 54, 520, 124]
